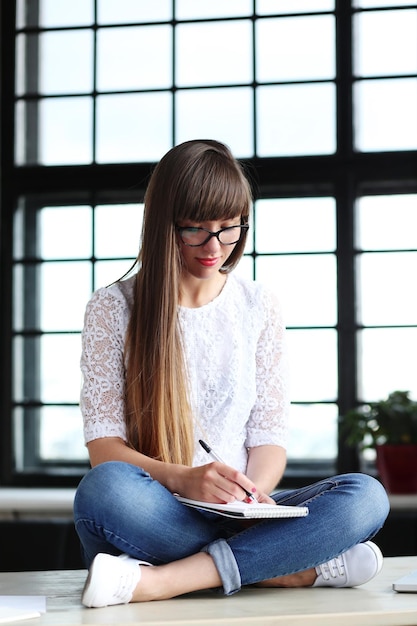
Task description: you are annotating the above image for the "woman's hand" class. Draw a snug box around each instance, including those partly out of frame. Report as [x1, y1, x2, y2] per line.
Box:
[254, 492, 276, 505]
[177, 461, 258, 504]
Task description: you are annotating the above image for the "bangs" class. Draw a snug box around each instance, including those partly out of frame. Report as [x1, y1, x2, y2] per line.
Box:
[175, 153, 251, 224]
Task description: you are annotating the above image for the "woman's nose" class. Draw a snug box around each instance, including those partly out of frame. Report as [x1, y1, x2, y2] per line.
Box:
[202, 234, 222, 252]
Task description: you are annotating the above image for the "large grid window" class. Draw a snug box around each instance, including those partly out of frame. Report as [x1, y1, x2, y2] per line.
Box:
[1, 0, 416, 486]
[15, 0, 337, 163]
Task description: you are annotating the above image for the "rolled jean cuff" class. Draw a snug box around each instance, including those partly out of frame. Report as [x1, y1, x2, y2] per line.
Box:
[201, 538, 241, 596]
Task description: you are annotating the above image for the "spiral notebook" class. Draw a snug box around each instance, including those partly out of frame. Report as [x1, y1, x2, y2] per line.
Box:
[175, 496, 308, 519]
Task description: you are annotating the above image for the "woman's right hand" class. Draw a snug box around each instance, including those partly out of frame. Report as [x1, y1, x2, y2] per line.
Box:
[174, 462, 258, 504]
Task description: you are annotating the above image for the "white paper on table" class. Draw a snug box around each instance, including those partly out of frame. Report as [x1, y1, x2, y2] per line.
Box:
[0, 596, 46, 622]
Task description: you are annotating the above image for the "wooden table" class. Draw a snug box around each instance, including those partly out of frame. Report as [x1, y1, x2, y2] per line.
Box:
[0, 556, 416, 625]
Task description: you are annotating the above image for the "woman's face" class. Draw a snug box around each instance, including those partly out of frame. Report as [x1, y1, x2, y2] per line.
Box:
[176, 218, 242, 281]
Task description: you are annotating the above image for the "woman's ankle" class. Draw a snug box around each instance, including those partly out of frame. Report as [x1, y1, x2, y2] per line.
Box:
[131, 565, 162, 602]
[255, 568, 317, 588]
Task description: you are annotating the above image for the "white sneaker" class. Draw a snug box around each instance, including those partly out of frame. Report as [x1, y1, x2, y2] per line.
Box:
[82, 553, 152, 608]
[313, 541, 383, 588]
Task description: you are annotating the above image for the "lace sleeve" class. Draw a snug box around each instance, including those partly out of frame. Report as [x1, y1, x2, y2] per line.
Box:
[245, 288, 290, 450]
[80, 287, 129, 444]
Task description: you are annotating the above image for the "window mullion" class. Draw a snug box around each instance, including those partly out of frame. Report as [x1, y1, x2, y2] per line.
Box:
[336, 173, 360, 474]
[23, 0, 40, 164]
[335, 0, 353, 158]
[0, 0, 19, 484]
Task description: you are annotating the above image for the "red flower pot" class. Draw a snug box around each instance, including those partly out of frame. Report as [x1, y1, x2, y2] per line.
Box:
[376, 444, 417, 494]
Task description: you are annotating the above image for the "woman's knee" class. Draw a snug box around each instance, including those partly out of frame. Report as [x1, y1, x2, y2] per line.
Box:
[342, 473, 390, 535]
[348, 473, 389, 511]
[74, 461, 151, 519]
[363, 473, 390, 522]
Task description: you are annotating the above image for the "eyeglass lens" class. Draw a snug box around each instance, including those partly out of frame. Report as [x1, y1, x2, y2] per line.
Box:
[180, 225, 246, 246]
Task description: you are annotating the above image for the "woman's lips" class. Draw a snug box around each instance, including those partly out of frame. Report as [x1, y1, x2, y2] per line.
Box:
[196, 257, 219, 267]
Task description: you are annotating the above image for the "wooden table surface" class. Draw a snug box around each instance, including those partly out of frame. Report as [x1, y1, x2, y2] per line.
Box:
[0, 556, 416, 625]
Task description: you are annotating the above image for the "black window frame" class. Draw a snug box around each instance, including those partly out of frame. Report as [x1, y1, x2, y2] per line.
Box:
[1, 0, 416, 487]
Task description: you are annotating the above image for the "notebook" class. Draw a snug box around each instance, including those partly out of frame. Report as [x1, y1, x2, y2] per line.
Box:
[392, 569, 417, 593]
[175, 496, 309, 519]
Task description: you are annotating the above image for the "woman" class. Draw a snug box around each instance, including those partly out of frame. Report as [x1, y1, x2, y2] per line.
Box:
[74, 139, 389, 608]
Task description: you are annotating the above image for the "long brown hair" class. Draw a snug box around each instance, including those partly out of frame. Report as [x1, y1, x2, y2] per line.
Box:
[125, 140, 252, 464]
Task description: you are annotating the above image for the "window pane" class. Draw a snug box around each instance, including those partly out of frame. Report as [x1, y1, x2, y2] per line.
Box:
[97, 0, 172, 24]
[13, 406, 87, 469]
[15, 0, 25, 28]
[38, 0, 94, 27]
[255, 197, 336, 253]
[40, 406, 87, 461]
[287, 329, 338, 401]
[176, 0, 252, 19]
[358, 328, 417, 401]
[15, 34, 30, 96]
[257, 0, 334, 13]
[176, 21, 252, 87]
[40, 262, 91, 331]
[13, 336, 32, 401]
[354, 78, 417, 152]
[256, 16, 335, 82]
[257, 255, 337, 327]
[95, 260, 136, 289]
[358, 252, 417, 326]
[357, 195, 417, 251]
[15, 35, 27, 96]
[95, 204, 144, 258]
[40, 31, 93, 95]
[14, 100, 27, 165]
[355, 0, 416, 7]
[97, 26, 172, 91]
[39, 206, 92, 259]
[17, 33, 60, 94]
[354, 10, 417, 77]
[234, 255, 254, 281]
[176, 88, 253, 158]
[13, 203, 25, 261]
[96, 93, 172, 163]
[288, 404, 338, 460]
[12, 266, 24, 332]
[41, 334, 82, 403]
[39, 97, 93, 165]
[257, 83, 336, 156]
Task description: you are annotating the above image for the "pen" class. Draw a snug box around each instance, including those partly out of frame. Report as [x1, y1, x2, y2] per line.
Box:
[199, 439, 257, 503]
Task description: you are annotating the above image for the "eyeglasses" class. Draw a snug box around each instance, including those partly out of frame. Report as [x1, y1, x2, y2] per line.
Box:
[176, 224, 249, 247]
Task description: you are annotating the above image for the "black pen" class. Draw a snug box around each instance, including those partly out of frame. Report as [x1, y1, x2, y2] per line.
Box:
[199, 439, 257, 503]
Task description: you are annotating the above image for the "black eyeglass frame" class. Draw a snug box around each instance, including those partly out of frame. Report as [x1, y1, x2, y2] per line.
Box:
[175, 224, 249, 247]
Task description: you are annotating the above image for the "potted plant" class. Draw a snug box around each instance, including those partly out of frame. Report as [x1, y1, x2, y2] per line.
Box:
[340, 390, 417, 494]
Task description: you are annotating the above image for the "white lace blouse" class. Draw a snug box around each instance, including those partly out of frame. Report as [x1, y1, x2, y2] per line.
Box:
[80, 273, 290, 473]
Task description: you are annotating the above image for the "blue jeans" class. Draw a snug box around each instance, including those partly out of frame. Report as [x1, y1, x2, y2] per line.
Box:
[73, 462, 389, 595]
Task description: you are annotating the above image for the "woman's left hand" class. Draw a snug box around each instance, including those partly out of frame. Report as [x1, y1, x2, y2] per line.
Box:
[255, 492, 276, 505]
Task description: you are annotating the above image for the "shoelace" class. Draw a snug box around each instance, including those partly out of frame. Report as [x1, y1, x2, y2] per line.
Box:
[316, 555, 345, 581]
